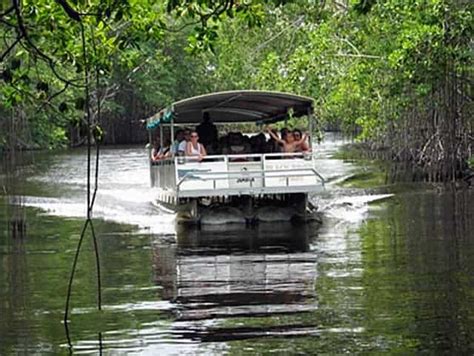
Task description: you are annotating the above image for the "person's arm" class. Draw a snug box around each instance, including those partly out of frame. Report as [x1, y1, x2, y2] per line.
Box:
[301, 138, 310, 151]
[185, 141, 193, 156]
[266, 127, 284, 144]
[177, 140, 186, 154]
[200, 144, 207, 157]
[295, 133, 308, 146]
[151, 147, 160, 161]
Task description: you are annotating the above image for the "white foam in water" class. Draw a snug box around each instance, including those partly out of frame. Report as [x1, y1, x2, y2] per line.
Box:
[20, 146, 176, 235]
[19, 195, 175, 235]
[317, 194, 393, 224]
[17, 135, 391, 234]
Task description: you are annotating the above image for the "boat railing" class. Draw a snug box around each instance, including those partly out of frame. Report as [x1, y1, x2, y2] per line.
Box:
[150, 151, 325, 197]
[150, 158, 176, 190]
[176, 168, 325, 190]
[175, 151, 313, 163]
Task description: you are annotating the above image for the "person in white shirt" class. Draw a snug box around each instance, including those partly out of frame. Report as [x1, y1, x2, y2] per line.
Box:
[171, 129, 184, 155]
[177, 129, 190, 155]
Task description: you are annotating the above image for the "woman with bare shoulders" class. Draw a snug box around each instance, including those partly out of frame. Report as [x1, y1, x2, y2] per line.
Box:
[266, 126, 307, 153]
[293, 129, 310, 152]
[186, 131, 207, 161]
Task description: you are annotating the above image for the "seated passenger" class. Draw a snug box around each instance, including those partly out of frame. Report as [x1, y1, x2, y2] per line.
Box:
[151, 139, 161, 162]
[206, 140, 220, 155]
[235, 132, 252, 154]
[152, 138, 171, 161]
[178, 129, 191, 155]
[293, 129, 310, 152]
[225, 132, 251, 159]
[266, 126, 307, 153]
[219, 135, 229, 154]
[251, 133, 267, 154]
[186, 131, 207, 161]
[243, 134, 251, 148]
[171, 129, 184, 155]
[265, 129, 282, 153]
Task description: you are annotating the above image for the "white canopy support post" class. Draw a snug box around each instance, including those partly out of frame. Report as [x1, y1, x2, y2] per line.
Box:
[159, 123, 163, 147]
[307, 108, 313, 151]
[170, 115, 175, 153]
[148, 129, 153, 170]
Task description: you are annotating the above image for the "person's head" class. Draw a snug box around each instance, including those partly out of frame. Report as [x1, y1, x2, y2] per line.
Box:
[286, 132, 295, 143]
[175, 129, 184, 141]
[183, 129, 191, 141]
[190, 131, 199, 143]
[203, 112, 211, 123]
[163, 138, 171, 147]
[228, 132, 241, 145]
[256, 133, 266, 145]
[293, 129, 302, 141]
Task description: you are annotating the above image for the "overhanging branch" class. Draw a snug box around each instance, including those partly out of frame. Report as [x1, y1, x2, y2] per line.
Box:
[12, 0, 85, 87]
[55, 0, 81, 22]
[0, 34, 23, 62]
[0, 5, 14, 18]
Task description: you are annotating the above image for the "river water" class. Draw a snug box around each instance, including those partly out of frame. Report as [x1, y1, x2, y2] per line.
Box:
[1, 135, 473, 354]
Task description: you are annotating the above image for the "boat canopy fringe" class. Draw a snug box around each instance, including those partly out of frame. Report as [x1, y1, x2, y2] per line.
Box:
[146, 110, 174, 130]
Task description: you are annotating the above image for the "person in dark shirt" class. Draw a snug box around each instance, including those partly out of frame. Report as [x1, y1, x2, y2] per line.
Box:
[196, 112, 218, 148]
[266, 129, 282, 153]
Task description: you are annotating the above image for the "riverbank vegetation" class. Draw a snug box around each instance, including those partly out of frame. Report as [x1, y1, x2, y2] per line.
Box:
[1, 0, 472, 181]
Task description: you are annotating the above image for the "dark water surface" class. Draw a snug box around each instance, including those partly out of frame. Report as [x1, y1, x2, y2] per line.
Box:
[1, 136, 473, 354]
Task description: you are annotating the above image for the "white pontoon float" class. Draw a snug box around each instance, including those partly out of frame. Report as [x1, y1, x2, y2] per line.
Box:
[146, 90, 325, 223]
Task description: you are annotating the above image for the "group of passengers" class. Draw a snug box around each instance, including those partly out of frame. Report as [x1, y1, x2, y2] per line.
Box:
[151, 114, 310, 162]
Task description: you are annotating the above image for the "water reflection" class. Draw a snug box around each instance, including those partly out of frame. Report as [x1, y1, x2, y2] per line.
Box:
[153, 223, 320, 341]
[2, 136, 474, 354]
[175, 222, 313, 253]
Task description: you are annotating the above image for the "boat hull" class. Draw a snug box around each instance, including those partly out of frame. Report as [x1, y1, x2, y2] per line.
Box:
[155, 193, 322, 225]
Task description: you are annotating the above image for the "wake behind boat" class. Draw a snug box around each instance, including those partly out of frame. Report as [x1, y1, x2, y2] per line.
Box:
[146, 90, 325, 224]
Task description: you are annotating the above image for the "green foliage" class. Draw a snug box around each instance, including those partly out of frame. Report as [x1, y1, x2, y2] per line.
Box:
[468, 157, 474, 170]
[199, 0, 471, 183]
[1, 0, 472, 167]
[0, 0, 270, 149]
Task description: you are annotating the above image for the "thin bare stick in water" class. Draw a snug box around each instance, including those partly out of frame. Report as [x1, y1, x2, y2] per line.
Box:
[63, 20, 102, 350]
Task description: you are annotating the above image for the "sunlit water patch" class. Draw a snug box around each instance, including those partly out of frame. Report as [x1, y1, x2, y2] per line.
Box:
[16, 147, 176, 234]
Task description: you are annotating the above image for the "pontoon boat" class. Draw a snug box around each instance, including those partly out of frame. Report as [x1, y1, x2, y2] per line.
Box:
[146, 90, 325, 224]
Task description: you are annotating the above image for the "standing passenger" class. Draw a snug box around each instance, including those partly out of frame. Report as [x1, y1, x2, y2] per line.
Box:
[196, 112, 218, 148]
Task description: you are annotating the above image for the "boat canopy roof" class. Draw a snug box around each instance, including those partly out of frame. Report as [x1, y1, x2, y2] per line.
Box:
[146, 90, 314, 129]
